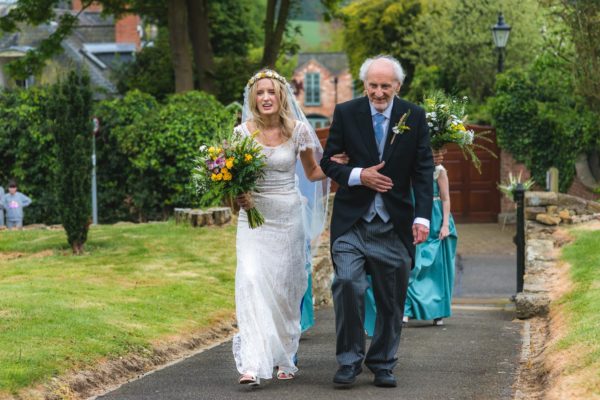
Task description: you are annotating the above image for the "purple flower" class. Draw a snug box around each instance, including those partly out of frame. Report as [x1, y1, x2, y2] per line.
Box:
[216, 157, 225, 167]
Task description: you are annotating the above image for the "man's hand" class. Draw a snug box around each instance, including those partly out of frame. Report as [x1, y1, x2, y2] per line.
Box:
[412, 223, 429, 245]
[360, 161, 393, 193]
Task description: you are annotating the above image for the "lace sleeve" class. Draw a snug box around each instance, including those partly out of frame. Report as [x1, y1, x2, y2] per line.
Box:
[293, 121, 320, 153]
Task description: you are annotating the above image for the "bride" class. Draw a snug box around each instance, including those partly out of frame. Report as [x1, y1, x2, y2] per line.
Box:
[233, 69, 346, 385]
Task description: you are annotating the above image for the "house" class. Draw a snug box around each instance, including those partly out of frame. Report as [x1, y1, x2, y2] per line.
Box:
[291, 52, 354, 129]
[0, 0, 141, 97]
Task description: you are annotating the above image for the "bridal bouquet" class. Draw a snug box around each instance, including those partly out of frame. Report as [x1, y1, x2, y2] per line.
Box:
[193, 129, 267, 228]
[423, 91, 494, 172]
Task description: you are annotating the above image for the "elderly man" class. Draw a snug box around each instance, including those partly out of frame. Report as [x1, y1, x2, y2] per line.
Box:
[320, 55, 433, 388]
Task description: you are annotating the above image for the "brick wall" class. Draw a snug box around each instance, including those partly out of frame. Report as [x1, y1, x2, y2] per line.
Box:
[501, 151, 598, 215]
[72, 1, 140, 48]
[72, 0, 103, 12]
[115, 14, 141, 48]
[292, 60, 353, 122]
[568, 176, 598, 201]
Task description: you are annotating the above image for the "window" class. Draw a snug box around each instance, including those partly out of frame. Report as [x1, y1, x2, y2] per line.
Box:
[15, 75, 34, 89]
[304, 72, 320, 106]
[307, 116, 329, 129]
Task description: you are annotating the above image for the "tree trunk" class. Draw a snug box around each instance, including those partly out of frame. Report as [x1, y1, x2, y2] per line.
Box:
[167, 0, 194, 92]
[72, 242, 84, 255]
[187, 0, 216, 94]
[261, 0, 292, 68]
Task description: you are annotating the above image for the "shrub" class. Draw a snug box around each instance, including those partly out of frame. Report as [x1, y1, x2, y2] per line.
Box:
[94, 90, 235, 221]
[47, 71, 93, 253]
[0, 87, 60, 224]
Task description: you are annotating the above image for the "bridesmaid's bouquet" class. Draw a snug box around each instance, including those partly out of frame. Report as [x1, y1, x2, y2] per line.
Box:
[423, 91, 495, 172]
[193, 129, 267, 228]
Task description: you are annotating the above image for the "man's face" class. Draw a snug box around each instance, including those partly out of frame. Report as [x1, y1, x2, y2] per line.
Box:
[364, 60, 401, 113]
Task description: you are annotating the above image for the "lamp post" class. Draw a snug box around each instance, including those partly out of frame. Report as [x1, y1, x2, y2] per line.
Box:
[491, 12, 511, 73]
[91, 117, 100, 225]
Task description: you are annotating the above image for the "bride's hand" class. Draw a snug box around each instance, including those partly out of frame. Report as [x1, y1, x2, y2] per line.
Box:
[236, 193, 254, 210]
[331, 152, 349, 165]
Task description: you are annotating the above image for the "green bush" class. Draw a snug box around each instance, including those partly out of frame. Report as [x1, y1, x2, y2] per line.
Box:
[0, 88, 234, 224]
[0, 87, 60, 224]
[94, 90, 235, 222]
[490, 53, 600, 191]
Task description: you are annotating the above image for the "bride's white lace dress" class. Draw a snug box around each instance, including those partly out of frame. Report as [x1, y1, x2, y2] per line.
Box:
[232, 120, 319, 379]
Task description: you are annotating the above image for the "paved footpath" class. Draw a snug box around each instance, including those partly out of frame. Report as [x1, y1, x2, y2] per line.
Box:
[97, 224, 522, 400]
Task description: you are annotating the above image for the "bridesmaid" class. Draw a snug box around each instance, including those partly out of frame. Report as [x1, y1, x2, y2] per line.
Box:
[364, 154, 456, 334]
[403, 161, 457, 326]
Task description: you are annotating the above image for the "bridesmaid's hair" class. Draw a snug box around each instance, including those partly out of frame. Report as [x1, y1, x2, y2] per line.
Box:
[247, 70, 295, 139]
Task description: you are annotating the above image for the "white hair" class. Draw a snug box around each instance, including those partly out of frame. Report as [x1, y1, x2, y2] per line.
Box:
[359, 55, 405, 84]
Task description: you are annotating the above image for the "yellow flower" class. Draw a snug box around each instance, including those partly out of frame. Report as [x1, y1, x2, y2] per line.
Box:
[216, 173, 223, 181]
[226, 157, 234, 169]
[208, 146, 216, 154]
[211, 173, 218, 181]
[221, 167, 229, 174]
[223, 172, 233, 181]
[244, 154, 253, 162]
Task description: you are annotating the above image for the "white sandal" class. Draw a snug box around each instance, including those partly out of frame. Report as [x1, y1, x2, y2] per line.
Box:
[276, 369, 295, 380]
[239, 373, 260, 386]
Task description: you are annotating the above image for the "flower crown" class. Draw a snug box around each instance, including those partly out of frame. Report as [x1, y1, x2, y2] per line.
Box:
[246, 69, 288, 88]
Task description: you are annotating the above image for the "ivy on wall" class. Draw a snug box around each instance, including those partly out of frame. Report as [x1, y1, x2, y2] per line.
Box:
[490, 53, 600, 192]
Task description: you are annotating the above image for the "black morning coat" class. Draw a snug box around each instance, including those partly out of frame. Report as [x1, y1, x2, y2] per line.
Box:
[320, 95, 434, 264]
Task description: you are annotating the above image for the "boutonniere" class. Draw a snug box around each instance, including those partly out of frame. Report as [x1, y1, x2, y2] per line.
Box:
[390, 109, 411, 144]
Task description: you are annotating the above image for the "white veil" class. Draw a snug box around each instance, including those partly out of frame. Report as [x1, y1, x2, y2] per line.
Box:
[242, 71, 330, 257]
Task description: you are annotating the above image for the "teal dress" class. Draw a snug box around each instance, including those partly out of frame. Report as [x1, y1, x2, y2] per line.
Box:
[404, 177, 457, 321]
[364, 172, 457, 335]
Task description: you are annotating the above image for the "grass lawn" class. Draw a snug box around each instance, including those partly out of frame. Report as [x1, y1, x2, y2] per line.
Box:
[557, 227, 600, 394]
[0, 222, 236, 395]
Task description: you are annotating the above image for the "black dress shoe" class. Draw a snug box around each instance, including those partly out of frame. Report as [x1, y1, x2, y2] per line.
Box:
[373, 369, 397, 387]
[333, 365, 363, 384]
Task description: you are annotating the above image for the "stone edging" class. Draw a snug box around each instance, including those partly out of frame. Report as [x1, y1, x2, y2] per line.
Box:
[515, 191, 599, 319]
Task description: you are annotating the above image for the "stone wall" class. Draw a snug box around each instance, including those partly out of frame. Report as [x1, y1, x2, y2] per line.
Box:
[515, 191, 600, 319]
[173, 207, 232, 228]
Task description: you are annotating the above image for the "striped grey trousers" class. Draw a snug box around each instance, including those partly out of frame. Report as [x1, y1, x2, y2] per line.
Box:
[331, 216, 411, 372]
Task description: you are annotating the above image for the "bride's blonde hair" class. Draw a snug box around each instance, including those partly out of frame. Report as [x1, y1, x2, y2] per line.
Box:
[247, 69, 295, 139]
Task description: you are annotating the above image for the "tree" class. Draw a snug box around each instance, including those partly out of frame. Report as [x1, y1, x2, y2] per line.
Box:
[0, 0, 339, 95]
[340, 0, 545, 107]
[406, 0, 544, 106]
[48, 71, 93, 254]
[340, 0, 424, 91]
[262, 0, 293, 67]
[541, 0, 600, 114]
